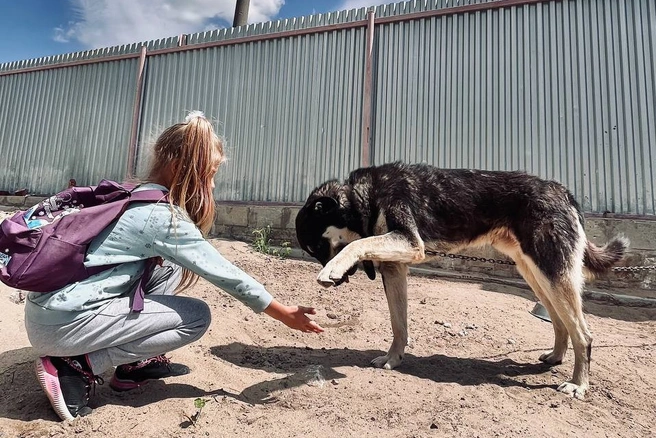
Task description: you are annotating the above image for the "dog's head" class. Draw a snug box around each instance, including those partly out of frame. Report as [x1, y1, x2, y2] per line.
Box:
[296, 181, 376, 284]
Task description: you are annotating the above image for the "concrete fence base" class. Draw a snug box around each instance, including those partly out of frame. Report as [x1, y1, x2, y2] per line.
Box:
[212, 202, 656, 301]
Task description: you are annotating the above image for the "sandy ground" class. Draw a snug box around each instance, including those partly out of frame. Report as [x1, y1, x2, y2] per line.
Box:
[1, 214, 655, 437]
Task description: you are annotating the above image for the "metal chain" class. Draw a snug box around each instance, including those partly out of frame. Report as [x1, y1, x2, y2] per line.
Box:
[424, 250, 517, 266]
[611, 265, 656, 272]
[424, 249, 655, 272]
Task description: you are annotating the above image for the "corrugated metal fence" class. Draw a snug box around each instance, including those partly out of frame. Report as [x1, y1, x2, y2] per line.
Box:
[0, 0, 654, 214]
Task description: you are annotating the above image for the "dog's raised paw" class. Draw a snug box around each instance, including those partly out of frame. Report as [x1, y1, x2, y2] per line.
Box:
[317, 264, 350, 287]
[317, 267, 339, 287]
[557, 381, 587, 400]
[316, 277, 334, 288]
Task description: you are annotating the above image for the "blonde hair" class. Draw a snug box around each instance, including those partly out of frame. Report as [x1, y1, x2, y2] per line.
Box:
[148, 111, 225, 290]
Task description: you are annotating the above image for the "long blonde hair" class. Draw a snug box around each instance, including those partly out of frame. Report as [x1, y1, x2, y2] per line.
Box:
[148, 111, 225, 290]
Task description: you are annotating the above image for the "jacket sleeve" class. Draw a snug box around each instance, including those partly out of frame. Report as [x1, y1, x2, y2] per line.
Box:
[147, 206, 274, 313]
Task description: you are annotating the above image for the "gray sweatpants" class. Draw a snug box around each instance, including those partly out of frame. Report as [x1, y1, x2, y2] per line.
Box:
[25, 263, 211, 375]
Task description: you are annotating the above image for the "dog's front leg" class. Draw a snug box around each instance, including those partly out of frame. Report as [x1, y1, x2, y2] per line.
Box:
[371, 262, 408, 370]
[317, 232, 423, 287]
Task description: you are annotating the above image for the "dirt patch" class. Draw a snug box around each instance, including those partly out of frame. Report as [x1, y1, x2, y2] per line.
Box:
[0, 230, 655, 437]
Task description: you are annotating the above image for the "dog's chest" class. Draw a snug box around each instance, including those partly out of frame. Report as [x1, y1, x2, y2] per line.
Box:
[373, 211, 388, 235]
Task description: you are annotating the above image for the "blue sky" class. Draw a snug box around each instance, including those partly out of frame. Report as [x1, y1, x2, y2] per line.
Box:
[0, 0, 393, 65]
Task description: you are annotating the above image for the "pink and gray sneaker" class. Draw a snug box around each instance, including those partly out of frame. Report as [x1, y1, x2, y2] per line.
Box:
[35, 355, 102, 421]
[109, 355, 190, 392]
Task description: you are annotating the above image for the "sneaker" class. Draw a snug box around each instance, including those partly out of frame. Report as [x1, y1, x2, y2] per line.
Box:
[35, 355, 103, 421]
[109, 355, 190, 392]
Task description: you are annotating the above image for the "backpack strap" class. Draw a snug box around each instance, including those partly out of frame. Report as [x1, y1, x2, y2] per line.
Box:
[131, 258, 159, 312]
[128, 188, 169, 204]
[124, 187, 169, 312]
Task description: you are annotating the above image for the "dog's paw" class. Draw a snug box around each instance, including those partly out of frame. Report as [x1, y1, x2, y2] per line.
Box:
[539, 350, 564, 365]
[370, 354, 403, 370]
[317, 267, 339, 288]
[316, 273, 334, 288]
[557, 381, 587, 400]
[317, 264, 349, 288]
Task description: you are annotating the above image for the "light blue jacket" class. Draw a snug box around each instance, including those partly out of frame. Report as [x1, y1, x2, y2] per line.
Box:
[25, 184, 273, 325]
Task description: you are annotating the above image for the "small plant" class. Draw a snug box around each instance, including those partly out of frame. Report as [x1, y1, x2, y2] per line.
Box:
[272, 241, 292, 258]
[252, 225, 273, 254]
[183, 397, 209, 427]
[252, 225, 292, 259]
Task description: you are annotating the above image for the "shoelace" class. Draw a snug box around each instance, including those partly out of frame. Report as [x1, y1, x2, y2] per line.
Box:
[61, 357, 105, 397]
[120, 355, 171, 373]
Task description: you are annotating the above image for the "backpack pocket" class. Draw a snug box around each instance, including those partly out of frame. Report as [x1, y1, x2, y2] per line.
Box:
[1, 214, 40, 286]
[0, 212, 40, 250]
[14, 236, 87, 292]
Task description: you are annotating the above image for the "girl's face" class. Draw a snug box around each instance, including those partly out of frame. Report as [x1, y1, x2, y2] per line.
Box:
[156, 163, 176, 188]
[210, 165, 218, 190]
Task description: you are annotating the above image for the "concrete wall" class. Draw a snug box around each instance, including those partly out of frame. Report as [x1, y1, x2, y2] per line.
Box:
[212, 202, 299, 248]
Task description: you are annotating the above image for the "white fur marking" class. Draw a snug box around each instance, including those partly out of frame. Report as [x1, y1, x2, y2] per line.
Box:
[322, 226, 361, 249]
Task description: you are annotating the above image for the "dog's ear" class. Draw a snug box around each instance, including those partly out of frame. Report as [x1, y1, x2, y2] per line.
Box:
[311, 197, 338, 216]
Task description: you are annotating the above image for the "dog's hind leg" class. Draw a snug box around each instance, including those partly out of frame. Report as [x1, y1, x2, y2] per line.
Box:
[536, 297, 569, 365]
[514, 257, 569, 365]
[546, 274, 592, 399]
[371, 262, 408, 370]
[524, 250, 591, 399]
[543, 224, 592, 399]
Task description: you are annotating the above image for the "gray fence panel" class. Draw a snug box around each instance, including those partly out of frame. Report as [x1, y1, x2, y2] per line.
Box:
[136, 9, 368, 202]
[0, 58, 139, 194]
[371, 0, 656, 215]
[0, 0, 654, 213]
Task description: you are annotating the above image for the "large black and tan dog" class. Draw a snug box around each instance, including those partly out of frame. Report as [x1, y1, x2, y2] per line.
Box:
[296, 162, 628, 399]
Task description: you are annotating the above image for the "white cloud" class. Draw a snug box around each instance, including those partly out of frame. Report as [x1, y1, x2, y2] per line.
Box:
[56, 0, 285, 49]
[53, 23, 78, 43]
[249, 0, 286, 23]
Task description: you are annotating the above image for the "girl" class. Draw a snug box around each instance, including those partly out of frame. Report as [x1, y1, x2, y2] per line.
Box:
[26, 111, 323, 421]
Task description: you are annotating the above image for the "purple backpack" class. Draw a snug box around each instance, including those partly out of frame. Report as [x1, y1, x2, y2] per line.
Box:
[0, 180, 168, 310]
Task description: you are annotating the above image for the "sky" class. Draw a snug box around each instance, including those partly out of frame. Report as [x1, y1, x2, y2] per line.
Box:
[0, 0, 395, 65]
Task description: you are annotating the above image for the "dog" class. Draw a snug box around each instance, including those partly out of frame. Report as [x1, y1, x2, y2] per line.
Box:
[295, 161, 628, 399]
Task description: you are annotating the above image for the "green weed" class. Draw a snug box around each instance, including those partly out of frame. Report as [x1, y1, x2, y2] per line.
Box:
[252, 225, 291, 258]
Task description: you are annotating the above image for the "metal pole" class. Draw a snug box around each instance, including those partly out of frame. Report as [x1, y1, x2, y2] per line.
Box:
[361, 9, 375, 168]
[126, 45, 147, 179]
[233, 0, 250, 27]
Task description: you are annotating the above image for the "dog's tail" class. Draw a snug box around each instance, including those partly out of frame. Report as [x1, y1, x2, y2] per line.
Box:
[583, 236, 629, 276]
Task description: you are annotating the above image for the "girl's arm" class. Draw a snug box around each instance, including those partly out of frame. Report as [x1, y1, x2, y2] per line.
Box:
[263, 299, 324, 333]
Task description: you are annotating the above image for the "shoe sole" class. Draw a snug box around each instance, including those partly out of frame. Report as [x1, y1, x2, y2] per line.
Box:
[109, 362, 191, 392]
[109, 376, 151, 392]
[35, 357, 75, 421]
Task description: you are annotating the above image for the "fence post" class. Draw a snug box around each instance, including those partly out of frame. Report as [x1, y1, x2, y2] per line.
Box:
[361, 9, 376, 168]
[126, 45, 148, 179]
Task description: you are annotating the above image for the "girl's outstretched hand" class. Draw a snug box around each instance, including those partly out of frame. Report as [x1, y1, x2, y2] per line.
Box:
[264, 300, 324, 333]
